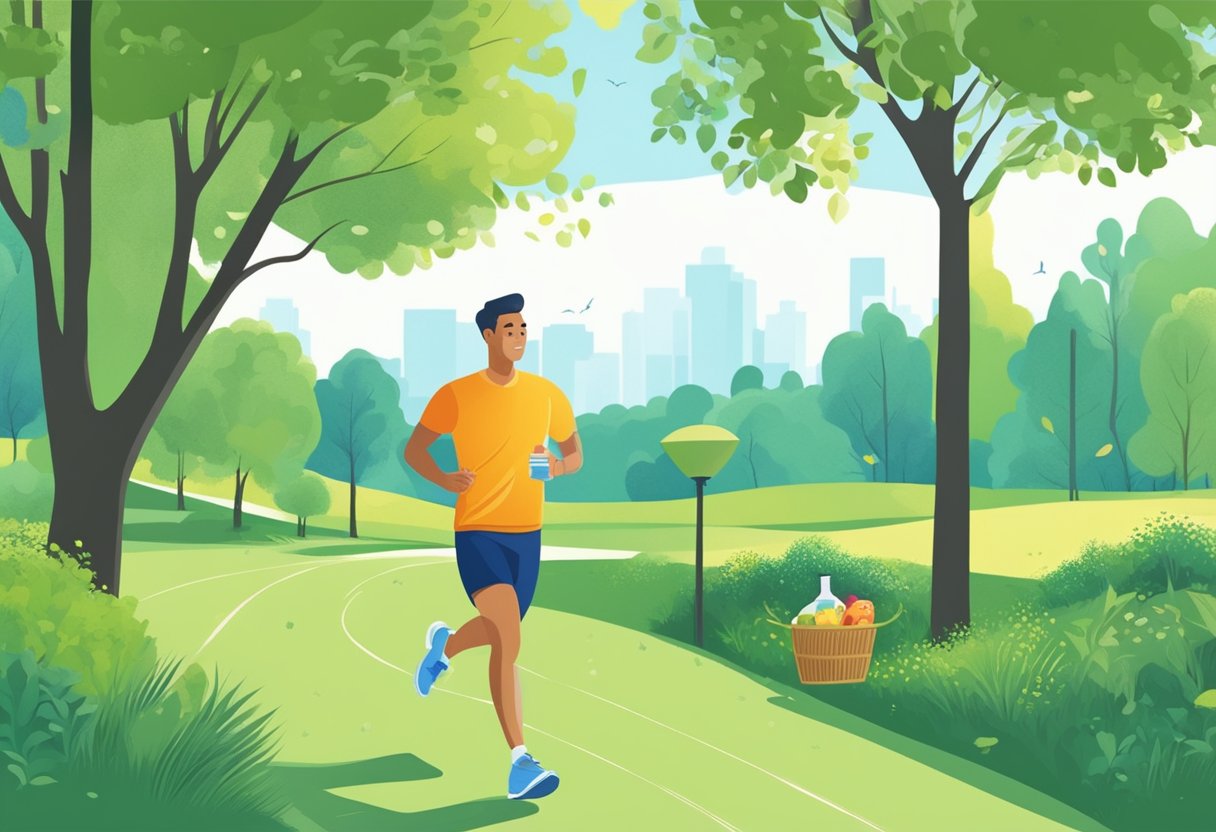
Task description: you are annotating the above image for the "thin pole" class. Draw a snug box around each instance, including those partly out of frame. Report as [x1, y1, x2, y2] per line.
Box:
[694, 476, 708, 647]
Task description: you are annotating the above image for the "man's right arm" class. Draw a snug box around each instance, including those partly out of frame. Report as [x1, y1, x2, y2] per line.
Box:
[404, 425, 475, 493]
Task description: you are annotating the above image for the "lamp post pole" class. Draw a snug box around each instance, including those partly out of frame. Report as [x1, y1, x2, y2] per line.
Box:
[694, 475, 709, 647]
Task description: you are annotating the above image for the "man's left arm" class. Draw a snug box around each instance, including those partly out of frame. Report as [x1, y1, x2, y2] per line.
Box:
[553, 432, 583, 477]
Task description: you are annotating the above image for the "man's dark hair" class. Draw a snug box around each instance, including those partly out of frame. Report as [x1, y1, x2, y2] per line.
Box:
[476, 293, 525, 334]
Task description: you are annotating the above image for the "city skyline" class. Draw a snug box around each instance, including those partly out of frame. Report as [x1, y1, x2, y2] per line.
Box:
[257, 249, 947, 420]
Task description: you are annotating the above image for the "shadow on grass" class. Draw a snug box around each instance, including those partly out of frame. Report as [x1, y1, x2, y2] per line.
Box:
[273, 753, 538, 832]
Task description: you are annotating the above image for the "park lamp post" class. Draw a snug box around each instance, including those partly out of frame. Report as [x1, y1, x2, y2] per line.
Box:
[660, 425, 739, 648]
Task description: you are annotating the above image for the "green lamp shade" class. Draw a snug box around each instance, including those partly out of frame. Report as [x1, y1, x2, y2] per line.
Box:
[660, 425, 739, 478]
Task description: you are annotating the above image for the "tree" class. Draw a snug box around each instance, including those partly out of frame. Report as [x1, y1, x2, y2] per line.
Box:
[195, 320, 321, 528]
[989, 274, 1117, 495]
[779, 370, 804, 392]
[636, 0, 1211, 637]
[308, 349, 405, 538]
[0, 0, 578, 593]
[821, 304, 934, 484]
[274, 471, 331, 538]
[1078, 218, 1153, 490]
[0, 214, 44, 462]
[140, 342, 228, 510]
[1129, 289, 1216, 490]
[730, 365, 764, 397]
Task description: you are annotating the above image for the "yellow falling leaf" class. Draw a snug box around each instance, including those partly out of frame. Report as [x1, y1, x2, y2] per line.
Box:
[1041, 417, 1054, 434]
[862, 454, 877, 465]
[1095, 443, 1114, 458]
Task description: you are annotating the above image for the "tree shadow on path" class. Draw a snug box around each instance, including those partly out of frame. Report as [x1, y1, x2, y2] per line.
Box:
[273, 753, 538, 831]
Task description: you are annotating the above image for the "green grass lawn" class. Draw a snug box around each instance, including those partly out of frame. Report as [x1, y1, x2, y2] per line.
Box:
[121, 542, 1105, 832]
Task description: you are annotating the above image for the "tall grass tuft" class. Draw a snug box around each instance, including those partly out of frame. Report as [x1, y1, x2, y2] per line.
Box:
[73, 657, 287, 824]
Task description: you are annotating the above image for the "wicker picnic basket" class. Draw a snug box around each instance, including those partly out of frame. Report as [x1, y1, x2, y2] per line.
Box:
[769, 604, 903, 685]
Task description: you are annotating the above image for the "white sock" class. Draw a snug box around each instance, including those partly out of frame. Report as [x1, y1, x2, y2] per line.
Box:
[511, 744, 528, 764]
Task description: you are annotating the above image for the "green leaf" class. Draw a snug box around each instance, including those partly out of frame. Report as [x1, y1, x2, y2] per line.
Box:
[598, 192, 614, 207]
[710, 151, 728, 171]
[670, 125, 686, 144]
[515, 192, 531, 211]
[697, 123, 716, 152]
[1078, 165, 1092, 185]
[932, 85, 953, 111]
[857, 83, 889, 104]
[1195, 690, 1216, 709]
[556, 230, 573, 247]
[545, 173, 568, 195]
[577, 218, 591, 238]
[827, 192, 848, 223]
[1063, 131, 1082, 155]
[651, 127, 668, 143]
[572, 68, 587, 97]
[579, 174, 596, 190]
[783, 176, 808, 204]
[524, 231, 540, 242]
[1097, 167, 1116, 188]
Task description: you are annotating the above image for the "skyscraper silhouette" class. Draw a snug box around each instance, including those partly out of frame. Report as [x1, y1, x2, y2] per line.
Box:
[260, 298, 312, 356]
[850, 257, 885, 331]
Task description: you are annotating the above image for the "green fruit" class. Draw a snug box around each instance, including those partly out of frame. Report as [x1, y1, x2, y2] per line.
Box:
[796, 614, 817, 626]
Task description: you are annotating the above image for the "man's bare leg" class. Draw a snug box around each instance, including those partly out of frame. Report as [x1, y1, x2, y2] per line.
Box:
[470, 583, 524, 749]
[445, 616, 492, 658]
[443, 609, 523, 730]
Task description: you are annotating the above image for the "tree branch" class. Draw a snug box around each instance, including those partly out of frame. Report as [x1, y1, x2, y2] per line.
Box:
[283, 137, 447, 204]
[60, 0, 94, 354]
[297, 123, 358, 169]
[215, 65, 252, 140]
[948, 75, 982, 118]
[959, 100, 1011, 184]
[239, 219, 348, 281]
[819, 8, 915, 138]
[204, 85, 224, 155]
[197, 82, 270, 183]
[0, 154, 30, 231]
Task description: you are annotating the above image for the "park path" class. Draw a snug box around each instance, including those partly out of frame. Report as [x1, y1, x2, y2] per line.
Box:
[124, 545, 1102, 832]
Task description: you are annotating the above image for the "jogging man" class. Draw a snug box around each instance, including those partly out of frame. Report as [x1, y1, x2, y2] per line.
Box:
[403, 292, 582, 801]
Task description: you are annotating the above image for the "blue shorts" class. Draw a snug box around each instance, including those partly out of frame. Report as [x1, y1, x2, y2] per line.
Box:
[453, 530, 542, 619]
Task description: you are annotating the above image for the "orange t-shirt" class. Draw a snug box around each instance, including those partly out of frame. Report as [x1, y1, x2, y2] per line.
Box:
[418, 370, 576, 532]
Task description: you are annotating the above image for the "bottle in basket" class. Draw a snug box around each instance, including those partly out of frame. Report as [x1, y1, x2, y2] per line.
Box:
[809, 575, 846, 625]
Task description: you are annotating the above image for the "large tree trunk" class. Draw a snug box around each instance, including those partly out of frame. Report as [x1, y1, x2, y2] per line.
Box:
[349, 458, 358, 538]
[929, 193, 971, 641]
[45, 413, 132, 594]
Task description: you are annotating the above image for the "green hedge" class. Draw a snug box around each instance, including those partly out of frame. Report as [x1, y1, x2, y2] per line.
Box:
[0, 519, 287, 830]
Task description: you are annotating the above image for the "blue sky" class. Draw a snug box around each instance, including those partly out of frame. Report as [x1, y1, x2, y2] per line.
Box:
[521, 3, 932, 195]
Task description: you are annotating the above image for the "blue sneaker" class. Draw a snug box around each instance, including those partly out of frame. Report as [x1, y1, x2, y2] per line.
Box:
[414, 621, 452, 697]
[507, 753, 559, 800]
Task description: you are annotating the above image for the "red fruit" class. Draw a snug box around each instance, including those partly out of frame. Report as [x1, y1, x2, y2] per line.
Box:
[845, 595, 858, 608]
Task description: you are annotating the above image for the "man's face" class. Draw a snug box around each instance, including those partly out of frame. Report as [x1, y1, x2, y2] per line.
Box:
[483, 311, 527, 362]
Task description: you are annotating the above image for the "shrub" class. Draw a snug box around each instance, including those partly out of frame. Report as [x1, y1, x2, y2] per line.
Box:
[0, 650, 96, 788]
[0, 520, 287, 830]
[657, 536, 928, 681]
[0, 519, 157, 697]
[1043, 514, 1216, 605]
[0, 462, 53, 522]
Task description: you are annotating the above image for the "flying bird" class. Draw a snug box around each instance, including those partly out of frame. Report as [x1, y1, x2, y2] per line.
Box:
[1033, 261, 1046, 275]
[561, 298, 594, 315]
[607, 79, 627, 87]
